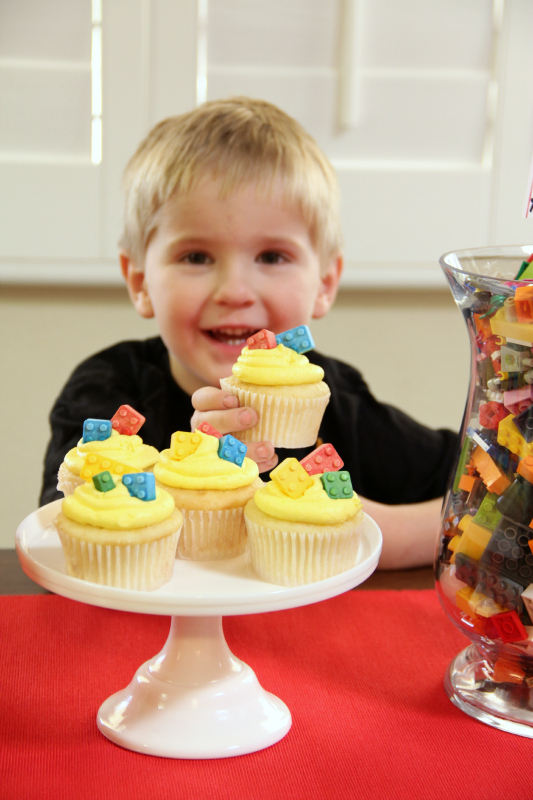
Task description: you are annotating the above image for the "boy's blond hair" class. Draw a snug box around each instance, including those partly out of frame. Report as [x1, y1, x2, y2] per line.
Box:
[119, 97, 342, 269]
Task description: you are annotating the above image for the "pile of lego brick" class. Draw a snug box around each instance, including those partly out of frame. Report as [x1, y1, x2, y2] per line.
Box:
[439, 255, 533, 685]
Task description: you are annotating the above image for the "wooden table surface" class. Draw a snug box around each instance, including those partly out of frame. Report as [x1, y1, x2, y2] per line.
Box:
[0, 548, 435, 595]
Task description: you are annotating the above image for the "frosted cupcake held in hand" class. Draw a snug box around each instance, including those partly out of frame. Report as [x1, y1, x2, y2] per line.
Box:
[219, 326, 330, 448]
[154, 425, 263, 560]
[244, 444, 364, 586]
[57, 405, 159, 496]
[55, 470, 182, 591]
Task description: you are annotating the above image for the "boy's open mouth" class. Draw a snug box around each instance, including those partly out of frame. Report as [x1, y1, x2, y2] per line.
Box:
[206, 327, 260, 347]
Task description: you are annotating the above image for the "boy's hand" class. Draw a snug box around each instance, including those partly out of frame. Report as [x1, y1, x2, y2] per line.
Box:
[190, 387, 278, 474]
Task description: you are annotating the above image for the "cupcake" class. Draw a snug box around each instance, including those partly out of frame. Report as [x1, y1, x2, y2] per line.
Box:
[244, 445, 364, 586]
[57, 404, 159, 496]
[154, 427, 262, 560]
[219, 326, 330, 448]
[55, 470, 182, 590]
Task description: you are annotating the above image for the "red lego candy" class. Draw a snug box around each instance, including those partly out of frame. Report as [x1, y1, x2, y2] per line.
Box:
[479, 401, 508, 430]
[196, 421, 222, 439]
[300, 443, 343, 476]
[491, 610, 528, 643]
[111, 404, 145, 436]
[247, 329, 277, 350]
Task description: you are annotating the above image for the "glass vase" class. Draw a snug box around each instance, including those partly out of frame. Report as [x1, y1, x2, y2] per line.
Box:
[437, 245, 533, 736]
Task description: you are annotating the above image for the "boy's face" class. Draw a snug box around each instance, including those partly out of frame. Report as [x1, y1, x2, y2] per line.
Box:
[122, 177, 342, 395]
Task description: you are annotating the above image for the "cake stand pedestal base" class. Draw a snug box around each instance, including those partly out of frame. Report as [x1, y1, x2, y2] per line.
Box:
[444, 644, 533, 739]
[97, 614, 291, 758]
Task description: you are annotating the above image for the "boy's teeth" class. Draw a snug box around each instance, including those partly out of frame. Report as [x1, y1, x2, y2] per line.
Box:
[210, 327, 257, 345]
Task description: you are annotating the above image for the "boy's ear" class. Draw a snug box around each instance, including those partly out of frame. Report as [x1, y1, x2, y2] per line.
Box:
[312, 253, 343, 319]
[120, 251, 154, 318]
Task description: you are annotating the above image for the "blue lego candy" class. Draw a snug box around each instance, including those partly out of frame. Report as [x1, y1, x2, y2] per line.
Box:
[83, 418, 112, 443]
[320, 471, 353, 499]
[92, 471, 115, 493]
[218, 435, 247, 467]
[275, 325, 315, 354]
[122, 472, 156, 501]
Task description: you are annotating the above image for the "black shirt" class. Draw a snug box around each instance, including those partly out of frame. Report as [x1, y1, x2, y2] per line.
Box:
[40, 336, 459, 506]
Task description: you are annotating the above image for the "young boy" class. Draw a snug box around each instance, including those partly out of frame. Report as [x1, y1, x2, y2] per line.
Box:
[40, 97, 458, 569]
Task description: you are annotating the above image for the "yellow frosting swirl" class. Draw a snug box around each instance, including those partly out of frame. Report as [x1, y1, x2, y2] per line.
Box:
[254, 474, 362, 525]
[62, 480, 175, 529]
[154, 431, 259, 490]
[64, 429, 159, 475]
[232, 344, 324, 386]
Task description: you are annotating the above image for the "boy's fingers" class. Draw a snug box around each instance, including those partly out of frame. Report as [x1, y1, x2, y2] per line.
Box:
[247, 441, 275, 463]
[190, 406, 258, 435]
[257, 455, 278, 474]
[246, 442, 278, 474]
[191, 386, 238, 412]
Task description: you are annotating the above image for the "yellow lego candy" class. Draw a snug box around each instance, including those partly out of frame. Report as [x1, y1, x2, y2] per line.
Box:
[79, 453, 139, 481]
[170, 431, 202, 460]
[270, 458, 314, 499]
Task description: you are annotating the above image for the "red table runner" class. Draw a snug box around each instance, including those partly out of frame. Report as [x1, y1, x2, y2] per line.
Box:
[1, 590, 530, 800]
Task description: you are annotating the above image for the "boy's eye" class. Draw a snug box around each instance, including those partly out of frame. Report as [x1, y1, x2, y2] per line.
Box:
[181, 252, 212, 265]
[257, 251, 287, 265]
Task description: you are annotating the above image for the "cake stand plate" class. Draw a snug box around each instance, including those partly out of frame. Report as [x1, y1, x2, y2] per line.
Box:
[16, 501, 382, 759]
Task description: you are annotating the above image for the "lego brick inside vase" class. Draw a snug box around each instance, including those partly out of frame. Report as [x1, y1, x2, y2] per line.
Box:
[454, 518, 492, 561]
[471, 445, 511, 495]
[503, 386, 533, 415]
[473, 492, 502, 531]
[513, 405, 533, 443]
[498, 414, 533, 460]
[497, 475, 533, 526]
[452, 435, 474, 493]
[479, 515, 533, 589]
[475, 567, 524, 614]
[490, 307, 533, 344]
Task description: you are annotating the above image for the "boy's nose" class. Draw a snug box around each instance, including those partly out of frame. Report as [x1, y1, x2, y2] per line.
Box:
[212, 264, 256, 307]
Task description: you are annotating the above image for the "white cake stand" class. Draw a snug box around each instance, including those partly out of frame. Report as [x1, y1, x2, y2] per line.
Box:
[16, 500, 382, 759]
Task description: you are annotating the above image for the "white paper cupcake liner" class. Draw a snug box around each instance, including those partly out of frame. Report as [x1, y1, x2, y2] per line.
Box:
[177, 506, 248, 560]
[244, 517, 361, 586]
[219, 380, 330, 447]
[57, 528, 179, 591]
